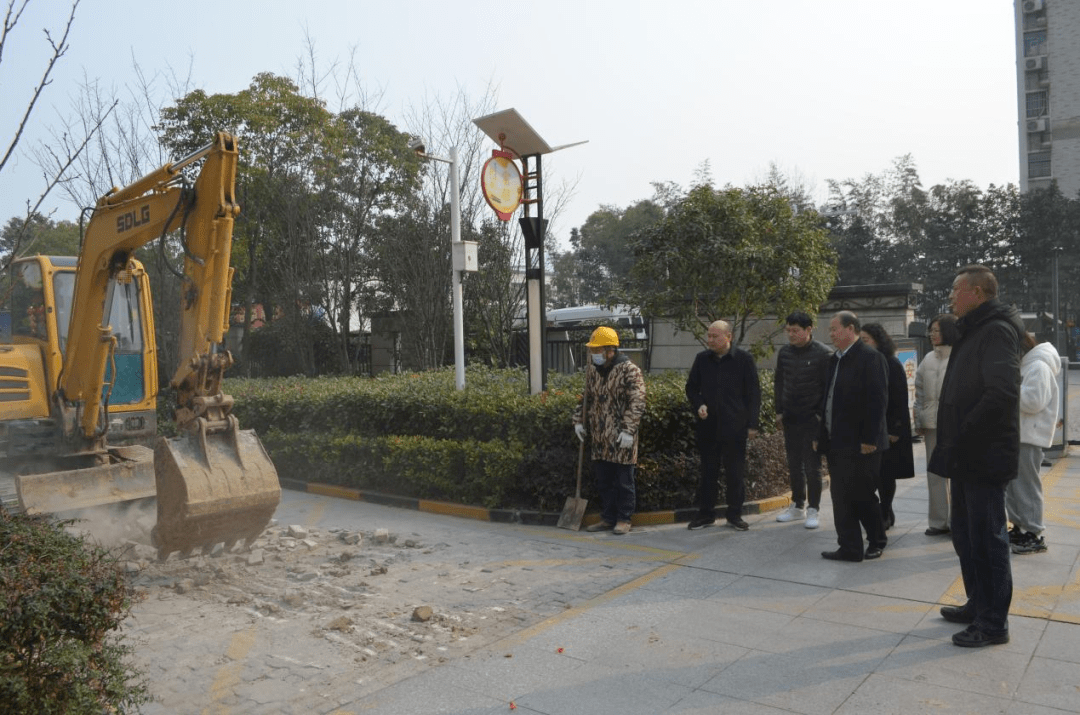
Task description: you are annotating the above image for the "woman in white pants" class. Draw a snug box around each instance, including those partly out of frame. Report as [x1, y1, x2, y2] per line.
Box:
[914, 314, 958, 536]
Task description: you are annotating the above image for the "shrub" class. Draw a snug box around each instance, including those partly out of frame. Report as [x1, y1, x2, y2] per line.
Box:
[0, 510, 150, 714]
[227, 366, 788, 513]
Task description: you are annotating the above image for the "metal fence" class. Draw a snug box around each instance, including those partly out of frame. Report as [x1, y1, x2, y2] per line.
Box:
[512, 327, 649, 374]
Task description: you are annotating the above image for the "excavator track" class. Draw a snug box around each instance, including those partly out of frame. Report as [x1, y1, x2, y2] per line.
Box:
[0, 471, 21, 514]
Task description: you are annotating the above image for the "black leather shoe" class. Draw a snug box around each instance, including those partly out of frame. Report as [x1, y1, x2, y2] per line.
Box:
[940, 605, 976, 624]
[727, 518, 750, 531]
[687, 517, 715, 530]
[952, 625, 1009, 647]
[925, 527, 950, 536]
[864, 547, 884, 559]
[821, 549, 862, 562]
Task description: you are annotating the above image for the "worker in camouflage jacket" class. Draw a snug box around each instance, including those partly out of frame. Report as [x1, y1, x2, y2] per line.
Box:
[573, 326, 646, 535]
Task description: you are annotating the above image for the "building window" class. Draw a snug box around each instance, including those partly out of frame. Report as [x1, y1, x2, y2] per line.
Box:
[1023, 11, 1047, 31]
[1025, 70, 1049, 91]
[1024, 30, 1047, 56]
[1026, 90, 1049, 118]
[1028, 151, 1051, 178]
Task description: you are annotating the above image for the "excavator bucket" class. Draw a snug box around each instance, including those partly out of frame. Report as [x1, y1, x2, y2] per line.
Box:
[15, 445, 157, 515]
[151, 417, 280, 560]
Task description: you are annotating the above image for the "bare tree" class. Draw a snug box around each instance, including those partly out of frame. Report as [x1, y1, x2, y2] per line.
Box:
[31, 58, 201, 381]
[399, 84, 578, 368]
[0, 0, 118, 269]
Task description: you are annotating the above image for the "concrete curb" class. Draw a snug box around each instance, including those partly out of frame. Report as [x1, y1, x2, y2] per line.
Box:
[280, 478, 794, 528]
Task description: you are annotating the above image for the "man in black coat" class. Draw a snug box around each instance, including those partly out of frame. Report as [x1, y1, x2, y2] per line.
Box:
[815, 311, 889, 562]
[685, 320, 761, 531]
[929, 264, 1024, 648]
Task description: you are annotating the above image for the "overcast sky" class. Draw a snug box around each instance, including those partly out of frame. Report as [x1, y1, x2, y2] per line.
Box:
[1, 0, 1019, 248]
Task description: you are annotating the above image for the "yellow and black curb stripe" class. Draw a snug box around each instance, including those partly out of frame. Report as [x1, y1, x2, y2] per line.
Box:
[280, 478, 793, 528]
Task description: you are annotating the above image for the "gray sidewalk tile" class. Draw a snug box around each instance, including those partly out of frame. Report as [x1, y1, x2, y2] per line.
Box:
[507, 611, 635, 659]
[445, 644, 609, 702]
[1046, 515, 1080, 547]
[706, 574, 833, 616]
[1012, 540, 1079, 568]
[752, 616, 904, 656]
[338, 670, 509, 714]
[678, 526, 805, 572]
[639, 563, 740, 598]
[509, 662, 693, 715]
[834, 672, 1014, 715]
[835, 559, 961, 602]
[584, 583, 701, 628]
[1034, 620, 1080, 664]
[1007, 701, 1080, 715]
[656, 597, 796, 650]
[740, 541, 867, 588]
[1013, 560, 1078, 617]
[800, 589, 934, 633]
[698, 631, 901, 715]
[664, 690, 795, 714]
[1014, 656, 1080, 711]
[583, 619, 748, 689]
[872, 633, 1032, 699]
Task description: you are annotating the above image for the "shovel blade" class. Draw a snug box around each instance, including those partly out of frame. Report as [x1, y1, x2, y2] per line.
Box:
[556, 496, 588, 530]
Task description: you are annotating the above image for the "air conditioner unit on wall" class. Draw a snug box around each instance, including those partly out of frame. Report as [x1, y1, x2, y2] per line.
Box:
[1026, 56, 1046, 71]
[1028, 118, 1048, 132]
[1023, 0, 1045, 13]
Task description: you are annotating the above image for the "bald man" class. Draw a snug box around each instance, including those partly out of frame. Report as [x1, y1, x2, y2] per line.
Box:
[685, 320, 761, 531]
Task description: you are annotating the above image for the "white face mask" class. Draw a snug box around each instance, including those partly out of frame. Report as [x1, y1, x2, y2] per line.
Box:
[591, 353, 606, 366]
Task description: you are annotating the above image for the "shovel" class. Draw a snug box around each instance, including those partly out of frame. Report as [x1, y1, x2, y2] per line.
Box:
[557, 383, 589, 530]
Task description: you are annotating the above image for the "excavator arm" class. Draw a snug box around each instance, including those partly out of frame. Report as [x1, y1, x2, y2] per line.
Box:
[33, 132, 279, 559]
[60, 134, 239, 442]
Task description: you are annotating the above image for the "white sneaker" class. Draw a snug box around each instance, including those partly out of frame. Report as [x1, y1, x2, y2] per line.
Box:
[805, 508, 820, 529]
[776, 504, 805, 523]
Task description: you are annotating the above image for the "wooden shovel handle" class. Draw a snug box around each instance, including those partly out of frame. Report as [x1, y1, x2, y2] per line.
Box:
[576, 375, 588, 499]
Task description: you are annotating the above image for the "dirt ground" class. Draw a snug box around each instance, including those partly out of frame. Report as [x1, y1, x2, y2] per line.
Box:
[75, 514, 545, 679]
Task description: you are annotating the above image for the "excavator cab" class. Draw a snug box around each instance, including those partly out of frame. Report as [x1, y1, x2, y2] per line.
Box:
[1, 256, 159, 512]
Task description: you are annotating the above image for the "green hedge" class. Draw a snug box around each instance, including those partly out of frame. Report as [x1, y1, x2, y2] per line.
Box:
[227, 366, 782, 513]
[0, 510, 150, 714]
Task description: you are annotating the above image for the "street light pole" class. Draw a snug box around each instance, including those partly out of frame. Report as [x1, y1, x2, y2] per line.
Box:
[448, 145, 465, 391]
[411, 139, 465, 390]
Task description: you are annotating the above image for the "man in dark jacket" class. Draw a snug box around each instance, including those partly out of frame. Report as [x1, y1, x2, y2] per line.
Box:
[816, 310, 889, 562]
[929, 265, 1023, 648]
[685, 320, 761, 531]
[773, 311, 832, 529]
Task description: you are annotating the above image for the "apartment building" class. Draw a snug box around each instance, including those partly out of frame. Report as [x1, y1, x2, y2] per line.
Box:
[1016, 0, 1080, 195]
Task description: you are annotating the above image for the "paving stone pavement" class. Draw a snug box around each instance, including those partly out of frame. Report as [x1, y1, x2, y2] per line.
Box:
[124, 372, 1080, 714]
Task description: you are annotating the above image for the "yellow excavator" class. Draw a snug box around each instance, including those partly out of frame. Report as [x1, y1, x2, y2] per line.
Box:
[0, 132, 279, 559]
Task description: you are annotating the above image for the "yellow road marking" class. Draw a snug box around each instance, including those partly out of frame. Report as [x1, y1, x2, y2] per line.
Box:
[519, 526, 691, 560]
[201, 627, 257, 715]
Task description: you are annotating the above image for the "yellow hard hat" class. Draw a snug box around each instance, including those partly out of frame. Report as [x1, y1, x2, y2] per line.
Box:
[586, 326, 619, 348]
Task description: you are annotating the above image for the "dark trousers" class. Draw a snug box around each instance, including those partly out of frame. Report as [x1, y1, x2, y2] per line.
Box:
[695, 437, 746, 521]
[879, 473, 897, 526]
[782, 420, 823, 509]
[951, 478, 1012, 634]
[593, 460, 635, 524]
[826, 450, 887, 558]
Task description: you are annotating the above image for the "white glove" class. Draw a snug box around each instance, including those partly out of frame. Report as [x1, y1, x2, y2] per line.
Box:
[617, 431, 634, 450]
[574, 423, 586, 442]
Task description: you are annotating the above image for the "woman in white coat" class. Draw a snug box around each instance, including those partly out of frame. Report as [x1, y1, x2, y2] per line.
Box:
[913, 314, 959, 536]
[1007, 333, 1061, 554]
